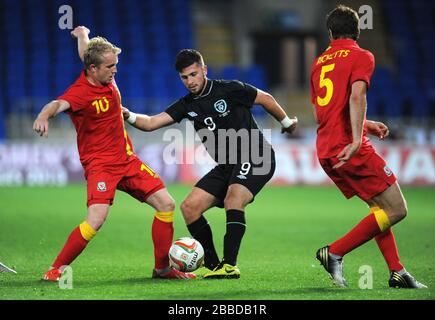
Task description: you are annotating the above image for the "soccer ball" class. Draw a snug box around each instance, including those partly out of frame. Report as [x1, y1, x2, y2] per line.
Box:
[169, 237, 204, 272]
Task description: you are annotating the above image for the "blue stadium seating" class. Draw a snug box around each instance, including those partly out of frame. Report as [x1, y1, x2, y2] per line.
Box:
[220, 65, 239, 81]
[243, 65, 267, 90]
[366, 91, 378, 118]
[1, 0, 270, 125]
[375, 0, 435, 119]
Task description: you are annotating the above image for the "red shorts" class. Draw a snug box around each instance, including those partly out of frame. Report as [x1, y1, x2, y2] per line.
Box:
[319, 151, 397, 201]
[85, 157, 165, 207]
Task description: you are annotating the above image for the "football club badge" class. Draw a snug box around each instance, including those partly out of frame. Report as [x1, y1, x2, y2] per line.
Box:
[97, 181, 107, 192]
[384, 166, 393, 177]
[214, 99, 227, 113]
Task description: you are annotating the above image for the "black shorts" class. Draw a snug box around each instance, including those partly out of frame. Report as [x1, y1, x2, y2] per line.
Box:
[195, 153, 276, 208]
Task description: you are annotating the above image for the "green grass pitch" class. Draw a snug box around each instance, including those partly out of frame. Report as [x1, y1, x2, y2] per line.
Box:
[0, 184, 434, 300]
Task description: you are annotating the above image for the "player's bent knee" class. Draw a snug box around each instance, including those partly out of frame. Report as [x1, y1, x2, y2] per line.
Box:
[87, 205, 109, 230]
[224, 195, 246, 211]
[387, 207, 407, 225]
[180, 200, 192, 215]
[392, 200, 408, 223]
[180, 200, 200, 221]
[396, 206, 408, 222]
[87, 215, 107, 230]
[160, 198, 175, 213]
[149, 195, 175, 212]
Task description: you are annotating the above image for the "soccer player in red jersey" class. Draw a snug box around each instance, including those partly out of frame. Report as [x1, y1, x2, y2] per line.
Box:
[311, 5, 426, 288]
[33, 26, 195, 281]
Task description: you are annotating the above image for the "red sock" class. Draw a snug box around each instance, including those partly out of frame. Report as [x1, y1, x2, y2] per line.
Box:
[152, 217, 173, 269]
[329, 214, 382, 257]
[375, 228, 404, 271]
[52, 227, 89, 269]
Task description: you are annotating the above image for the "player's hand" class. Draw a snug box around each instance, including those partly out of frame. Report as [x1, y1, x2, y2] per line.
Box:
[71, 26, 90, 39]
[33, 116, 49, 138]
[121, 106, 130, 120]
[365, 120, 389, 140]
[281, 117, 298, 134]
[333, 141, 361, 169]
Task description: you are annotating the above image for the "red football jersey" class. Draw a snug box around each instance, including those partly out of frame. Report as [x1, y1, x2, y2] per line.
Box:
[58, 71, 135, 170]
[310, 39, 375, 159]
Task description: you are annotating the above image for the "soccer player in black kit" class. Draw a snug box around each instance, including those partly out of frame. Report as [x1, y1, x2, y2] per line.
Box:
[123, 49, 297, 278]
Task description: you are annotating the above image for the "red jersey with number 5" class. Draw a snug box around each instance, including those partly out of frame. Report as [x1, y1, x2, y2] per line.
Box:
[310, 39, 375, 159]
[58, 71, 135, 170]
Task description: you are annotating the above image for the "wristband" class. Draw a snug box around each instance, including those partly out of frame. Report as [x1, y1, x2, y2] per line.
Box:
[127, 112, 137, 124]
[280, 116, 295, 128]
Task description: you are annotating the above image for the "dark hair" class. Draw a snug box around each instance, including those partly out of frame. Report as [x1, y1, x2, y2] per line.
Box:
[326, 5, 360, 40]
[174, 49, 204, 72]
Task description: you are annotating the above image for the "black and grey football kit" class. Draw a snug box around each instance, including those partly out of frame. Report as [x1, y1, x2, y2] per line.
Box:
[165, 79, 275, 206]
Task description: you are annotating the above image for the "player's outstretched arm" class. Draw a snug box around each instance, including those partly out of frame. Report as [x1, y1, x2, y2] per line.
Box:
[254, 89, 298, 134]
[33, 100, 70, 137]
[365, 120, 389, 140]
[71, 26, 90, 62]
[122, 107, 175, 132]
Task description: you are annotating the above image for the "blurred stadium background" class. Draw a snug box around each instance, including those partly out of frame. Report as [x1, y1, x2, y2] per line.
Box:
[0, 0, 434, 187]
[1, 0, 435, 300]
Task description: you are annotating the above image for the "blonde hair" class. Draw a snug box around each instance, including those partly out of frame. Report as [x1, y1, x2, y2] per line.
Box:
[83, 37, 121, 69]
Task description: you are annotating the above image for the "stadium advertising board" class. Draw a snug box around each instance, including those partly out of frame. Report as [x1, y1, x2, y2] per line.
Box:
[0, 143, 434, 186]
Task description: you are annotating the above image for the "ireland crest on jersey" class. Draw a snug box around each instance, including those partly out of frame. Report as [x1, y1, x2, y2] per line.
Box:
[214, 99, 227, 113]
